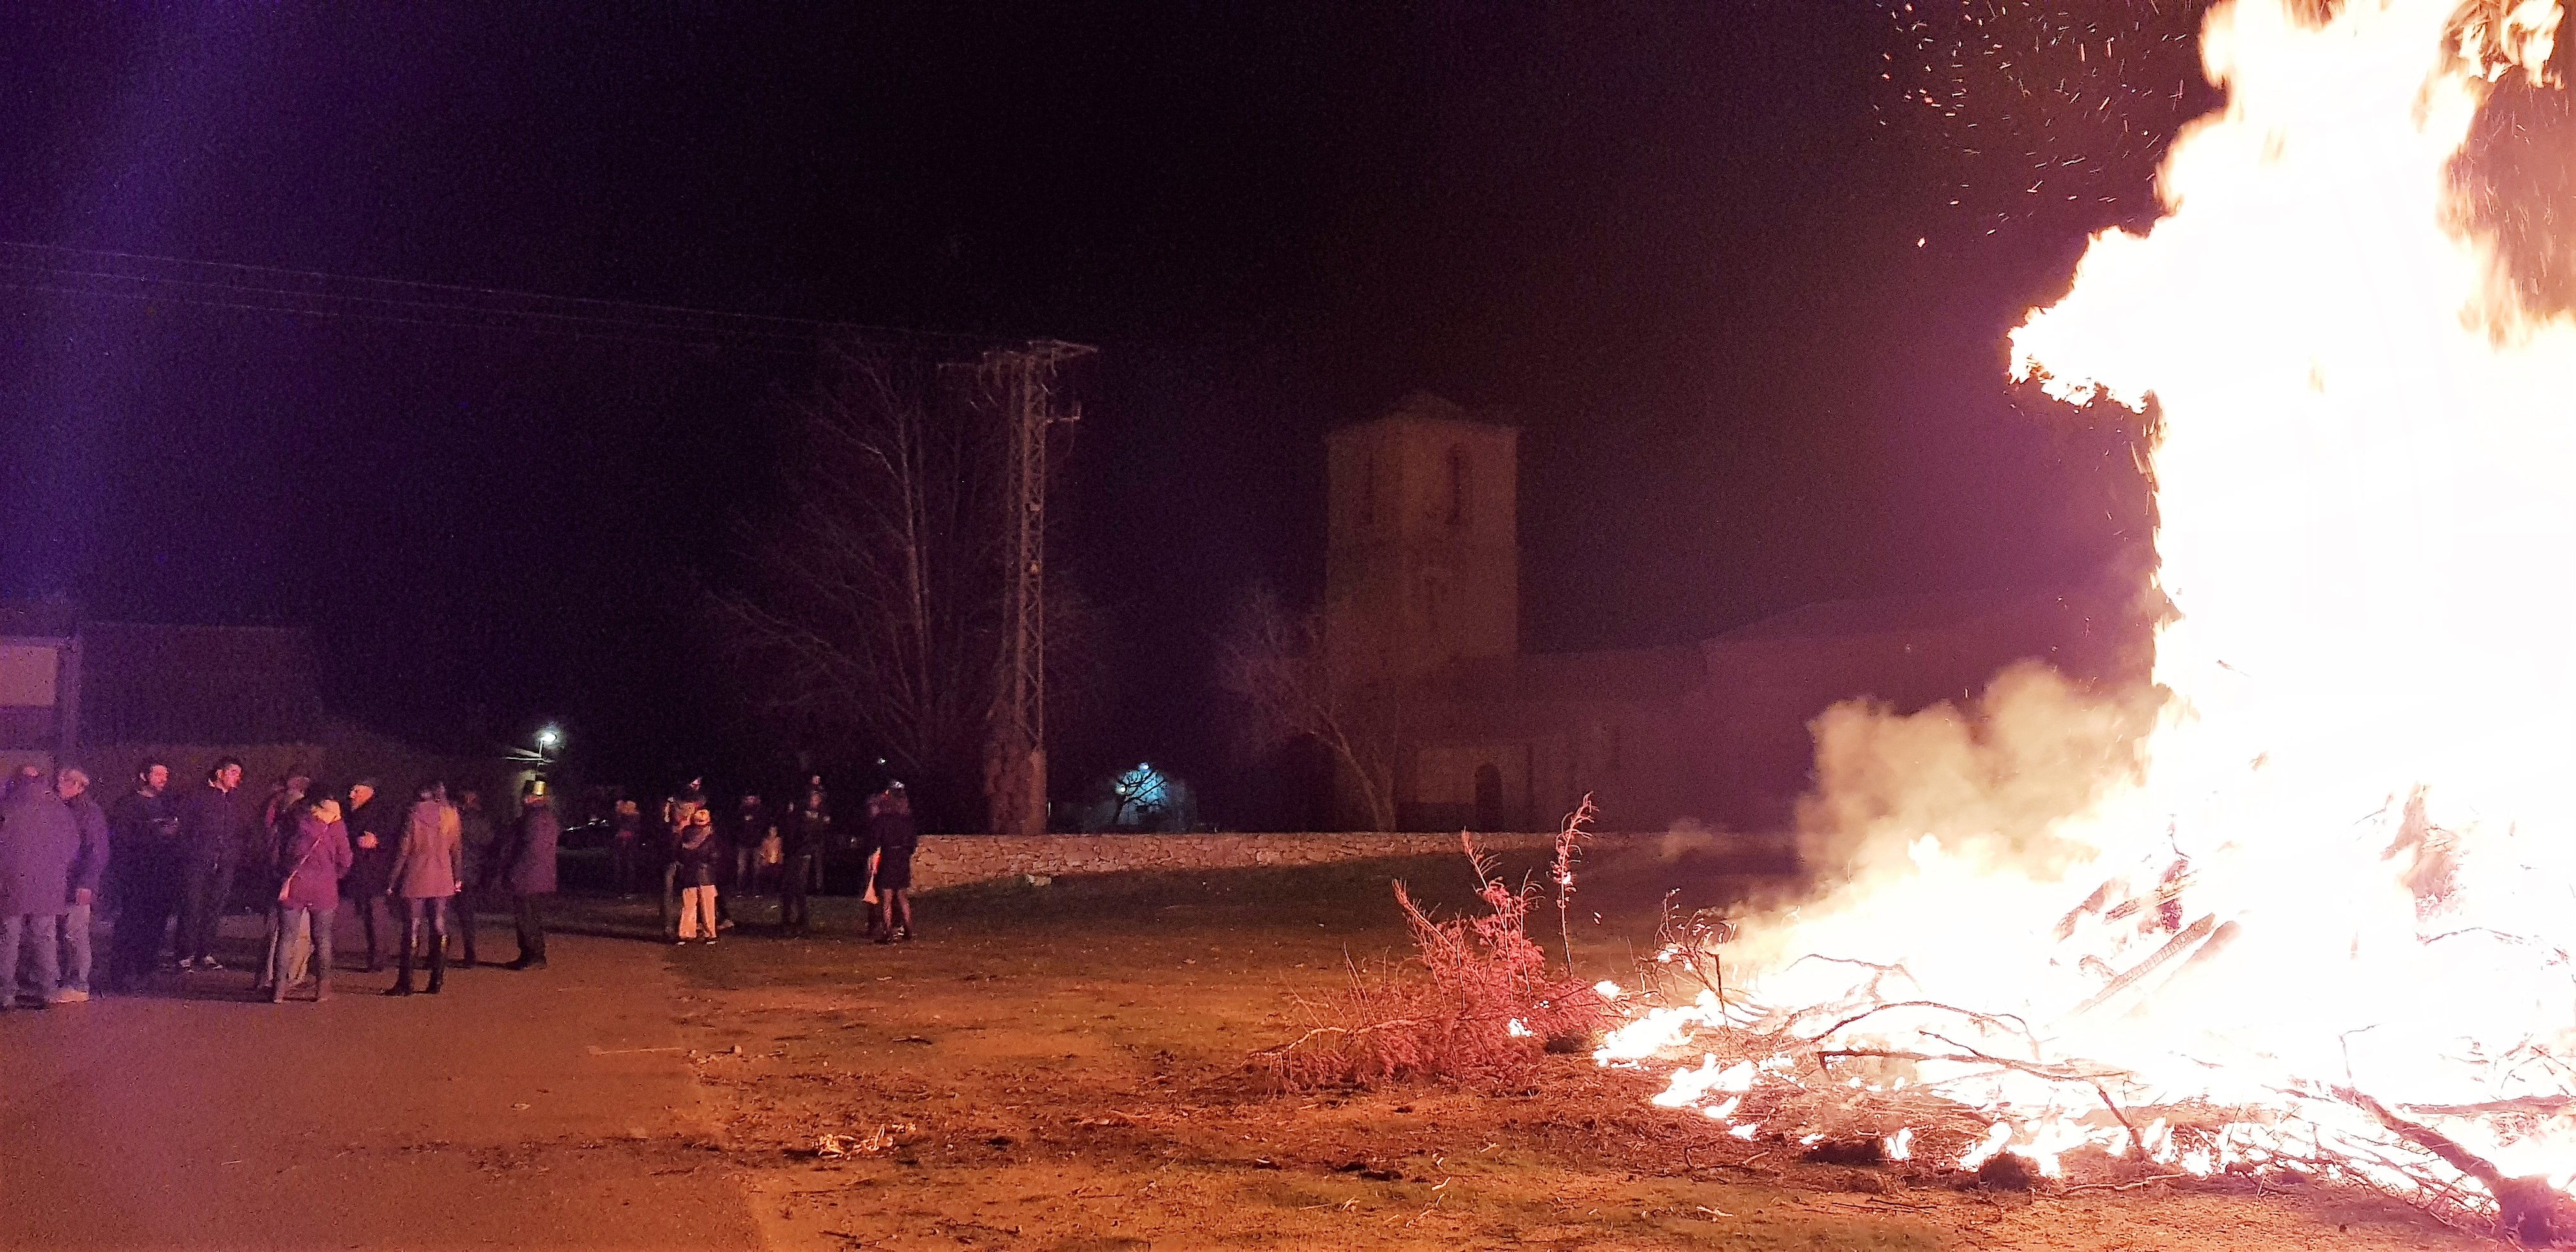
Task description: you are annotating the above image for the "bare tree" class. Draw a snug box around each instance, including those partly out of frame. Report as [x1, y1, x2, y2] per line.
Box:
[710, 341, 1009, 809]
[1216, 584, 1399, 831]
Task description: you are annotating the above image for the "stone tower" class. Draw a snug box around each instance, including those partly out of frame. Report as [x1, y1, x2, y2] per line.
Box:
[1323, 393, 1519, 696]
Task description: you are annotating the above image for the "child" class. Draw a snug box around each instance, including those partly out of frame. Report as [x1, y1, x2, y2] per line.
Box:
[673, 806, 721, 945]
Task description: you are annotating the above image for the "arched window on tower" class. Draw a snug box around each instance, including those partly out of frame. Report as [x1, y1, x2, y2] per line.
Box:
[1445, 445, 1469, 526]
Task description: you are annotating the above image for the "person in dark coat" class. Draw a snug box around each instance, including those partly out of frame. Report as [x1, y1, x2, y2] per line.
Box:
[864, 782, 919, 943]
[174, 758, 249, 972]
[0, 772, 80, 1008]
[269, 794, 352, 1002]
[609, 797, 643, 899]
[452, 788, 498, 968]
[50, 768, 109, 1004]
[385, 782, 462, 995]
[341, 779, 395, 972]
[103, 761, 180, 991]
[776, 786, 825, 935]
[502, 784, 561, 970]
[252, 770, 312, 996]
[722, 793, 767, 928]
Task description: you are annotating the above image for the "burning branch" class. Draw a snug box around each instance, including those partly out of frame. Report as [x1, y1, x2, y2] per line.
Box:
[2334, 1087, 2576, 1247]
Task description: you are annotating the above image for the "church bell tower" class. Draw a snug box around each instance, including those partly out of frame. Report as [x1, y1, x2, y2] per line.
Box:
[1322, 392, 1519, 695]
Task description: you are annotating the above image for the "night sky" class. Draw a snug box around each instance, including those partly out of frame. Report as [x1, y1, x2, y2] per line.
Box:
[0, 3, 2214, 817]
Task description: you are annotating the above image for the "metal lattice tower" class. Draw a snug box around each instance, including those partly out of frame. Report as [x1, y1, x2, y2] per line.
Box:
[979, 339, 1094, 836]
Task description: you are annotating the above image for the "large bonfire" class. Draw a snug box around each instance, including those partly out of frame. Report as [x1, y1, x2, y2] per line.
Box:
[1603, 0, 2576, 1241]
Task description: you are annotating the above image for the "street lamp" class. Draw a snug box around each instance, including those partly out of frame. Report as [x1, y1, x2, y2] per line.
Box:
[535, 724, 562, 763]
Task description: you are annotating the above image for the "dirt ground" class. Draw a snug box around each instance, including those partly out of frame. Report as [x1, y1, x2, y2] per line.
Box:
[647, 846, 2489, 1252]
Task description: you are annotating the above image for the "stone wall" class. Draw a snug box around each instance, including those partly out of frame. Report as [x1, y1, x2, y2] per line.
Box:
[910, 830, 1783, 891]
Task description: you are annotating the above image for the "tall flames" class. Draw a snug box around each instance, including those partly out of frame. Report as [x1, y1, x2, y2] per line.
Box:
[1607, 0, 2576, 1234]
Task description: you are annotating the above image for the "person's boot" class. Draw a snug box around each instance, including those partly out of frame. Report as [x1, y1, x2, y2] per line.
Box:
[425, 945, 446, 995]
[313, 973, 330, 1002]
[384, 945, 415, 996]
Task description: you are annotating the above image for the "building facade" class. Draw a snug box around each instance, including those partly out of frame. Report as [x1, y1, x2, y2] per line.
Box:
[1321, 396, 2145, 834]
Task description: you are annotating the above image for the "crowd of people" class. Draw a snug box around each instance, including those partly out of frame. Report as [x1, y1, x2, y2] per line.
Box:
[640, 774, 919, 946]
[0, 758, 926, 1010]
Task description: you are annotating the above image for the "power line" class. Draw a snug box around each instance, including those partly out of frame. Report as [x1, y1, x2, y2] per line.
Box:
[0, 238, 1015, 353]
[0, 275, 826, 356]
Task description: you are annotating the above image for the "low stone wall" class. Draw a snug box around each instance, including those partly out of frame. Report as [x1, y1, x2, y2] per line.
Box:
[910, 830, 1788, 891]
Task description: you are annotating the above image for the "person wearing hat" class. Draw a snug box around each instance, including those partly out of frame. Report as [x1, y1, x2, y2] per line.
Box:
[500, 781, 561, 970]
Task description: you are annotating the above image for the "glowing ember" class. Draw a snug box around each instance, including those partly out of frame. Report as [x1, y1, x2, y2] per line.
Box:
[1611, 0, 2576, 1235]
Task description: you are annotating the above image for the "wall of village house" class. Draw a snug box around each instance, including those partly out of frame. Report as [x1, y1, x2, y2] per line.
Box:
[1395, 687, 1723, 835]
[907, 828, 1777, 891]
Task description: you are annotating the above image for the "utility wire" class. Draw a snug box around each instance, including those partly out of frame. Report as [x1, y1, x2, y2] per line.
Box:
[0, 238, 1014, 353]
[0, 276, 826, 356]
[0, 260, 825, 349]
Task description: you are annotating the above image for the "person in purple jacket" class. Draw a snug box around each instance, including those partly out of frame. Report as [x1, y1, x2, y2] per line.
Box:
[0, 771, 80, 1009]
[270, 793, 353, 1002]
[50, 767, 110, 1004]
[502, 783, 560, 971]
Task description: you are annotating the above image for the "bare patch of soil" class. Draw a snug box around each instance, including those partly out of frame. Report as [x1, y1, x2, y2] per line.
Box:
[658, 853, 2482, 1251]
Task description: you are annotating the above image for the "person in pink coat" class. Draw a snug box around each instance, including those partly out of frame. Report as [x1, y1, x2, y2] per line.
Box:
[269, 795, 352, 1002]
[384, 781, 461, 996]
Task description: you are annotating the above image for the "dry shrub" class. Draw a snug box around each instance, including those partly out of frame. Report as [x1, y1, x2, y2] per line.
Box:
[1258, 830, 1609, 1089]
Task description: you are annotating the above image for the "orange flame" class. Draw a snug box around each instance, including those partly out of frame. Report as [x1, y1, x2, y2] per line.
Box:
[1613, 0, 2576, 1204]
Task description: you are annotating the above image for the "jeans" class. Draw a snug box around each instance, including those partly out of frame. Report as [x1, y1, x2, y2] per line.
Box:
[657, 860, 679, 936]
[512, 893, 548, 964]
[268, 907, 311, 984]
[56, 901, 93, 995]
[269, 906, 334, 990]
[2, 913, 63, 1006]
[178, 857, 236, 963]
